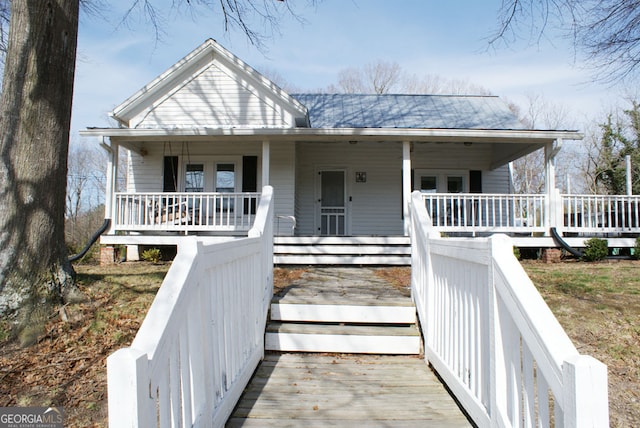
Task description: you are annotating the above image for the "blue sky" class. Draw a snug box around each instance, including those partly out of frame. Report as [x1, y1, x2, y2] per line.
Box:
[72, 0, 622, 141]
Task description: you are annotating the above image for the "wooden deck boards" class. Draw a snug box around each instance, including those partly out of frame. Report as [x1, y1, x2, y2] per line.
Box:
[230, 267, 471, 426]
[227, 353, 473, 427]
[272, 267, 412, 306]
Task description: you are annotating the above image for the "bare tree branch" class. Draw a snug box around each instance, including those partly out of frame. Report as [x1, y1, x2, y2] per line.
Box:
[491, 0, 640, 83]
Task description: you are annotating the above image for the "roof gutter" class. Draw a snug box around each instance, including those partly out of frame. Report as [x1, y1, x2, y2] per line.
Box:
[80, 127, 583, 144]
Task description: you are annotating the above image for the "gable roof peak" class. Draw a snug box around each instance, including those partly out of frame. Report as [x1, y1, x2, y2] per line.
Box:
[110, 39, 307, 128]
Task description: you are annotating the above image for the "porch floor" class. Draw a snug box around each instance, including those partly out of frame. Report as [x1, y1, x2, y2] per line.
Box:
[226, 353, 472, 427]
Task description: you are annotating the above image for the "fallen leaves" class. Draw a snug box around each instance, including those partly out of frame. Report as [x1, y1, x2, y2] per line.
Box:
[0, 262, 168, 428]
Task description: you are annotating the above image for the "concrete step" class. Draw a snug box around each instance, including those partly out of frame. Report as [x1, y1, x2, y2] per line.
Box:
[265, 322, 421, 355]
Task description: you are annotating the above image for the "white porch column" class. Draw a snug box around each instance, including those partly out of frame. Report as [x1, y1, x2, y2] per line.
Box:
[402, 141, 412, 235]
[101, 137, 118, 234]
[262, 140, 270, 187]
[545, 139, 562, 233]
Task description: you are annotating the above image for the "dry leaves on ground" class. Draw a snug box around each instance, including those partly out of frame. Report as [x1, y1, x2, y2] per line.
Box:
[0, 262, 169, 428]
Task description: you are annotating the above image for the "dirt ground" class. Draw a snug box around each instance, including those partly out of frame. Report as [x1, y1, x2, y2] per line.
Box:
[0, 261, 637, 427]
[521, 259, 640, 428]
[0, 262, 168, 427]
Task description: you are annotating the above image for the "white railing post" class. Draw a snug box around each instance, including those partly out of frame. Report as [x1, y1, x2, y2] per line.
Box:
[562, 355, 609, 428]
[107, 348, 153, 428]
[554, 188, 564, 234]
[488, 235, 509, 428]
[249, 185, 274, 315]
[402, 141, 412, 235]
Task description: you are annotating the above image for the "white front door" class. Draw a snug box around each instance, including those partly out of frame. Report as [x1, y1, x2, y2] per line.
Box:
[318, 170, 347, 236]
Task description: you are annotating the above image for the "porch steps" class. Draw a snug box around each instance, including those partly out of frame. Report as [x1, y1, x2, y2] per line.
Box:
[265, 321, 421, 354]
[273, 236, 411, 265]
[265, 267, 421, 355]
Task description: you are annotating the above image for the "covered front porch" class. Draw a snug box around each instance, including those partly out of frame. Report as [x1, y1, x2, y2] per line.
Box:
[87, 128, 617, 250]
[106, 190, 640, 236]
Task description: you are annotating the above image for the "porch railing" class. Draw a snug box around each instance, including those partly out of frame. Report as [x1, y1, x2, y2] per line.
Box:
[410, 191, 609, 427]
[423, 192, 640, 235]
[113, 192, 261, 232]
[563, 194, 640, 233]
[106, 186, 274, 427]
[421, 193, 547, 234]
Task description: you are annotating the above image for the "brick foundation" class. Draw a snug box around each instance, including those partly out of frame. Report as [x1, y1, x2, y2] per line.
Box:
[100, 246, 116, 266]
[541, 248, 562, 263]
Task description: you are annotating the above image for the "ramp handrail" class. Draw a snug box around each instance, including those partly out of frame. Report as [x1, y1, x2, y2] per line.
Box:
[410, 190, 609, 427]
[106, 186, 274, 427]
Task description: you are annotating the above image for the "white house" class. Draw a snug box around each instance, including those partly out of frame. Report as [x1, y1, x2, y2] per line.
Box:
[81, 39, 640, 263]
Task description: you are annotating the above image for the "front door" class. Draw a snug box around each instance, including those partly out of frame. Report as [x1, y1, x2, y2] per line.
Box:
[319, 170, 347, 236]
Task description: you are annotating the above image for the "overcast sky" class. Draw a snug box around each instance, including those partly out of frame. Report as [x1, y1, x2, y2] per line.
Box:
[72, 0, 628, 143]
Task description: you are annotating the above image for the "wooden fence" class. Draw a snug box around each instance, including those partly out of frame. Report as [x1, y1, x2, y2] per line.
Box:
[106, 186, 274, 427]
[410, 190, 609, 427]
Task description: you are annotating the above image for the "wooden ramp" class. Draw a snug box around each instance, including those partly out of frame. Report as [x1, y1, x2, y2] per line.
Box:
[228, 268, 472, 426]
[226, 352, 472, 427]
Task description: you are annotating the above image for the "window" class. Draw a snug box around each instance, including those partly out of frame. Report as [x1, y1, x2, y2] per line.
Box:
[181, 159, 242, 193]
[415, 170, 467, 193]
[420, 176, 437, 193]
[216, 163, 236, 211]
[447, 176, 464, 193]
[185, 164, 204, 192]
[216, 163, 235, 193]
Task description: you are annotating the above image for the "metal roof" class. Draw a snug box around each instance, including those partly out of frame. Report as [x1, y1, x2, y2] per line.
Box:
[291, 94, 526, 130]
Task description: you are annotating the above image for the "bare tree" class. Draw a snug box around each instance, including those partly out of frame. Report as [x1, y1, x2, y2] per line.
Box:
[66, 142, 107, 221]
[0, 0, 81, 347]
[492, 0, 640, 83]
[402, 73, 492, 96]
[0, 0, 312, 346]
[328, 60, 491, 95]
[0, 1, 8, 58]
[332, 60, 403, 94]
[510, 93, 575, 194]
[116, 0, 305, 51]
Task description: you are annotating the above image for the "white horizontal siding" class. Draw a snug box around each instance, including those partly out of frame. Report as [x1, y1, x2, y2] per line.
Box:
[124, 141, 262, 193]
[482, 167, 510, 193]
[122, 140, 511, 235]
[411, 142, 493, 170]
[270, 143, 296, 236]
[127, 151, 162, 192]
[123, 141, 298, 235]
[412, 142, 510, 193]
[133, 62, 299, 129]
[295, 141, 405, 236]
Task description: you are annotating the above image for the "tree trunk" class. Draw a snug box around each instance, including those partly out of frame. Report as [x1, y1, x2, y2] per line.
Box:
[0, 0, 80, 344]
